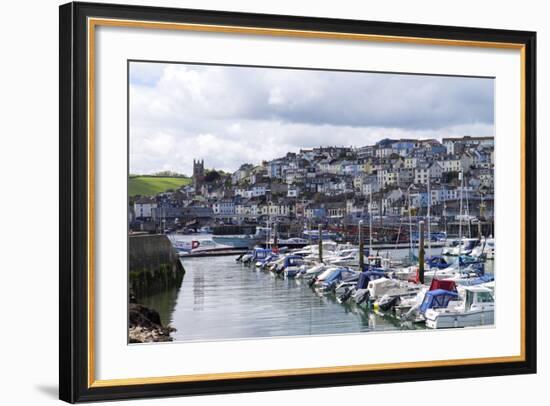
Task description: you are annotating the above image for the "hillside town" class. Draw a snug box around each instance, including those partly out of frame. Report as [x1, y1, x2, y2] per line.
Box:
[130, 135, 494, 240]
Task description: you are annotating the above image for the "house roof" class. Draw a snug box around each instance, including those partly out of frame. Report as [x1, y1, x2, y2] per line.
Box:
[135, 196, 156, 204]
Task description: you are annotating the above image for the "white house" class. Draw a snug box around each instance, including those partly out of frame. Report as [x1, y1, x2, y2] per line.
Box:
[134, 197, 157, 219]
[212, 199, 235, 216]
[287, 185, 300, 198]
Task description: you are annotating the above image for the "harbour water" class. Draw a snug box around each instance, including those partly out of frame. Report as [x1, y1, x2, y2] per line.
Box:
[140, 236, 494, 342]
[142, 255, 414, 341]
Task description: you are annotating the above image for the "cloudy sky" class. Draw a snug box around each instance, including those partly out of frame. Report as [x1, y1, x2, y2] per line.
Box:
[129, 61, 494, 176]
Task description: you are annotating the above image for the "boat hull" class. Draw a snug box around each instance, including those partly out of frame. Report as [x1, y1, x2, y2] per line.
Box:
[425, 309, 494, 328]
[212, 235, 260, 249]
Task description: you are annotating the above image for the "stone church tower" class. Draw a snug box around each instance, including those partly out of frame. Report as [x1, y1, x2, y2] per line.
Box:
[192, 159, 205, 192]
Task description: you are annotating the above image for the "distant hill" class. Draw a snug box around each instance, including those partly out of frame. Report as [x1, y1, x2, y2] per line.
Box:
[129, 176, 191, 196]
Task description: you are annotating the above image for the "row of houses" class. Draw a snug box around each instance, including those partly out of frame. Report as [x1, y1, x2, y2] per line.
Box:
[134, 183, 492, 224]
[132, 136, 494, 225]
[226, 137, 493, 199]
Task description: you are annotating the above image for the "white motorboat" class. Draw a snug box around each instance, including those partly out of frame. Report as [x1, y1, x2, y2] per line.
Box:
[367, 278, 423, 301]
[293, 241, 338, 259]
[424, 286, 494, 329]
[172, 238, 229, 256]
[296, 263, 327, 279]
[449, 238, 480, 256]
[325, 248, 368, 267]
[442, 239, 460, 256]
[394, 288, 428, 320]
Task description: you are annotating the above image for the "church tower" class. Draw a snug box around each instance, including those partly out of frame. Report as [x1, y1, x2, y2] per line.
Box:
[192, 159, 205, 192]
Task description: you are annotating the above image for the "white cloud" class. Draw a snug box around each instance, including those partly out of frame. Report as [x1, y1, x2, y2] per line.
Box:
[129, 62, 494, 175]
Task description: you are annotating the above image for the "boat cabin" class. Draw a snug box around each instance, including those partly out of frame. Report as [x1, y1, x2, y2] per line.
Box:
[420, 289, 459, 314]
[366, 256, 391, 270]
[464, 286, 494, 310]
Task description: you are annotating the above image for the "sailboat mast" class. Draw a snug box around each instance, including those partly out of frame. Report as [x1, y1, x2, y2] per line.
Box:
[408, 187, 413, 255]
[443, 185, 448, 238]
[427, 168, 431, 257]
[369, 192, 373, 254]
[465, 175, 471, 238]
[266, 217, 270, 249]
[459, 170, 463, 242]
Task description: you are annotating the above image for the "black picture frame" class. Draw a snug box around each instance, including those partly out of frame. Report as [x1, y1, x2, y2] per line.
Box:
[59, 1, 537, 403]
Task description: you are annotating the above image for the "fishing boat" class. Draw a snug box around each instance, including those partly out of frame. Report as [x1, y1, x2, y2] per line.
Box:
[424, 286, 494, 329]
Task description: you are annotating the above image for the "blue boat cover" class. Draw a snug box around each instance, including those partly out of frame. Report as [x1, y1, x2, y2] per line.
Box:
[419, 289, 459, 314]
[284, 255, 304, 268]
[427, 256, 448, 269]
[253, 248, 272, 260]
[356, 271, 386, 289]
[459, 275, 494, 286]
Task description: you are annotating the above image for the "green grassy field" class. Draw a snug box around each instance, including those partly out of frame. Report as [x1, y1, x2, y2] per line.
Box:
[129, 176, 191, 196]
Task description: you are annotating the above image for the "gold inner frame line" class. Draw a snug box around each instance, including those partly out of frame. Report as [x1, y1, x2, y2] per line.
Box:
[87, 17, 527, 388]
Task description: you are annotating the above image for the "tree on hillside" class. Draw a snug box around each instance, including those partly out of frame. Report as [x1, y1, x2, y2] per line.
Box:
[151, 170, 187, 178]
[444, 171, 460, 186]
[204, 170, 222, 183]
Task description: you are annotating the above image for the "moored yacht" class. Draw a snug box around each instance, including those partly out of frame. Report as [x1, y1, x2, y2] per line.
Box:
[424, 285, 494, 328]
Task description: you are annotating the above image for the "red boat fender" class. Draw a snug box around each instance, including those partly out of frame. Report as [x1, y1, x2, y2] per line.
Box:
[191, 240, 200, 250]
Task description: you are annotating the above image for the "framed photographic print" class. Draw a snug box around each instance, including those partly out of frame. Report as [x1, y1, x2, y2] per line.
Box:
[59, 1, 537, 403]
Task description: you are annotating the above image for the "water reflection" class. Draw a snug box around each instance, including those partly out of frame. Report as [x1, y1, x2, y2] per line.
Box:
[139, 283, 181, 326]
[144, 255, 430, 342]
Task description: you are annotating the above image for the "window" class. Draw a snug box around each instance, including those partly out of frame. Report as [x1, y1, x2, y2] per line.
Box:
[477, 291, 494, 303]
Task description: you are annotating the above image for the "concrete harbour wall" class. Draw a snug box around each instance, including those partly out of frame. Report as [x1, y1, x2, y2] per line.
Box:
[129, 234, 185, 300]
